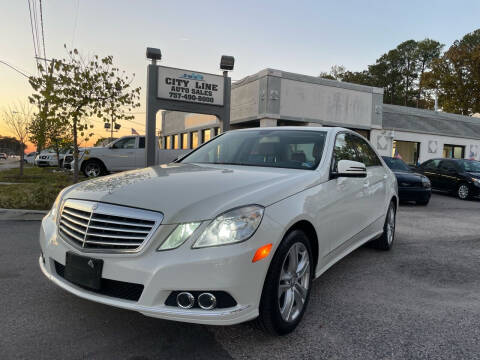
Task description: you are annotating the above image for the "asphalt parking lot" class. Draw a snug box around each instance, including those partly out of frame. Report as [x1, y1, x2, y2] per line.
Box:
[1, 193, 480, 359]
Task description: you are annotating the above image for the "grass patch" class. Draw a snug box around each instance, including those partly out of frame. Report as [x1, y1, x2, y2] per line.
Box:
[0, 167, 85, 210]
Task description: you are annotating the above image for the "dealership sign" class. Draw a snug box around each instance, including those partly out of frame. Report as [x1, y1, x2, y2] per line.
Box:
[157, 66, 224, 106]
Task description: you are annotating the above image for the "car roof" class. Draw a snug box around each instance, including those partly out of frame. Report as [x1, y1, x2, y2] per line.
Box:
[232, 126, 352, 134]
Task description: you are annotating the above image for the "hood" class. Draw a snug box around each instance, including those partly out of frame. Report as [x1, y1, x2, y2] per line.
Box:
[393, 170, 426, 183]
[64, 163, 318, 224]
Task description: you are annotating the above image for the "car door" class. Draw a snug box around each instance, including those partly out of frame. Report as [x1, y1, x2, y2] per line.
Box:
[325, 132, 371, 254]
[353, 135, 388, 224]
[419, 159, 441, 188]
[135, 136, 147, 168]
[438, 160, 461, 191]
[106, 137, 137, 171]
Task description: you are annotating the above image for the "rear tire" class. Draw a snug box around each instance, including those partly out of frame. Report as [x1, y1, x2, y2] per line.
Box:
[83, 160, 105, 178]
[255, 230, 313, 335]
[370, 201, 396, 250]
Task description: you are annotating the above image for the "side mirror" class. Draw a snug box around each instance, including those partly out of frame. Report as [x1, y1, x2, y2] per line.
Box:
[334, 160, 367, 178]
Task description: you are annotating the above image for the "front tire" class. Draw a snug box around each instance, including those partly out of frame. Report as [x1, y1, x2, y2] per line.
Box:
[370, 201, 396, 250]
[457, 183, 470, 200]
[256, 230, 313, 335]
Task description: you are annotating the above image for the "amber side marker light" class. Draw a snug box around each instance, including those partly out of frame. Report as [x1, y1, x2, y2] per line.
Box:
[252, 244, 273, 263]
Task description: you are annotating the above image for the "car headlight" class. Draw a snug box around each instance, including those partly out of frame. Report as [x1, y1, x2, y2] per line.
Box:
[422, 176, 431, 188]
[49, 186, 72, 222]
[193, 205, 264, 248]
[158, 222, 201, 251]
[472, 178, 480, 186]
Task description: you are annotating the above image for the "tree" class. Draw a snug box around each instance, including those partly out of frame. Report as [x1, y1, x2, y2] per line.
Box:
[319, 38, 443, 109]
[2, 103, 32, 176]
[396, 40, 419, 105]
[423, 29, 480, 115]
[29, 47, 141, 181]
[0, 136, 23, 155]
[416, 39, 444, 107]
[319, 65, 346, 80]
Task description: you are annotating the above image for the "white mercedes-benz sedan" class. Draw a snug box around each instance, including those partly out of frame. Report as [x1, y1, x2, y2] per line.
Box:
[39, 127, 398, 335]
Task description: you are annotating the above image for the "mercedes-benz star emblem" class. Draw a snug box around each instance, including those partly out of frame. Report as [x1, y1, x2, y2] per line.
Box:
[87, 259, 94, 269]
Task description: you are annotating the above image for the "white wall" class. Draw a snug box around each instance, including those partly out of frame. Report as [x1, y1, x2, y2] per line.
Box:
[280, 79, 374, 127]
[231, 79, 259, 122]
[371, 129, 480, 163]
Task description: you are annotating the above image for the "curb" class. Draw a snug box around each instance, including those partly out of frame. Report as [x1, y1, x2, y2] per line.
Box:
[0, 208, 48, 221]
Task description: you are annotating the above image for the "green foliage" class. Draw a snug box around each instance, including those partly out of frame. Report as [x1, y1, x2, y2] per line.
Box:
[422, 29, 480, 115]
[0, 136, 23, 154]
[320, 38, 444, 109]
[28, 46, 141, 180]
[0, 167, 83, 210]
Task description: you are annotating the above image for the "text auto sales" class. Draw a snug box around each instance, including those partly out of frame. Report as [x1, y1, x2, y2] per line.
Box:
[165, 77, 218, 103]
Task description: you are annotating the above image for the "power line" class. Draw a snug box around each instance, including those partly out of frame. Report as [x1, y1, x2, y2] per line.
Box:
[32, 0, 41, 62]
[39, 0, 47, 67]
[27, 0, 39, 66]
[0, 59, 31, 78]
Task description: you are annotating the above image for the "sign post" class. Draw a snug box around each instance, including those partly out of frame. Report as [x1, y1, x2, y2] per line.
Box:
[145, 49, 231, 166]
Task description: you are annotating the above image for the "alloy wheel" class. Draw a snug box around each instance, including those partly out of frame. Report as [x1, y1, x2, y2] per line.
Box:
[85, 163, 101, 177]
[386, 205, 395, 246]
[278, 242, 310, 323]
[458, 184, 469, 199]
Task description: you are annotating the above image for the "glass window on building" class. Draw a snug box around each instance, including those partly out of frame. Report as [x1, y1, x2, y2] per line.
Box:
[215, 127, 221, 136]
[191, 132, 199, 149]
[443, 144, 464, 159]
[392, 140, 420, 165]
[202, 129, 211, 143]
[166, 136, 172, 149]
[181, 133, 189, 149]
[173, 134, 179, 149]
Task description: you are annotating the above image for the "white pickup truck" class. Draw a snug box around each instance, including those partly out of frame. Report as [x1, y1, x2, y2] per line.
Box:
[65, 135, 188, 177]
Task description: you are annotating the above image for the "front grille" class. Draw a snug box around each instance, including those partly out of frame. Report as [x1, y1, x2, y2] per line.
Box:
[64, 155, 73, 163]
[54, 261, 144, 301]
[58, 199, 163, 252]
[399, 181, 422, 188]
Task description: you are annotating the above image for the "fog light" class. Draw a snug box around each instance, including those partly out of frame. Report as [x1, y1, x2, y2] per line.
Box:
[198, 292, 217, 310]
[176, 292, 194, 309]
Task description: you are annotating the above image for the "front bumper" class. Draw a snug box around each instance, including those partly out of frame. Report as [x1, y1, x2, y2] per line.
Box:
[398, 186, 431, 202]
[36, 159, 58, 167]
[39, 211, 280, 325]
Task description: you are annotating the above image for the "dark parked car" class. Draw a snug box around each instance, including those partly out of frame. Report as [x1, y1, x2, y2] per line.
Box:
[416, 158, 480, 200]
[382, 156, 431, 205]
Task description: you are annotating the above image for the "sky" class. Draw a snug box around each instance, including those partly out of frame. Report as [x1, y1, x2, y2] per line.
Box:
[1, 0, 480, 151]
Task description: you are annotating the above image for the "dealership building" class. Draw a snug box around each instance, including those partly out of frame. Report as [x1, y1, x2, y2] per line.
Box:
[160, 68, 480, 165]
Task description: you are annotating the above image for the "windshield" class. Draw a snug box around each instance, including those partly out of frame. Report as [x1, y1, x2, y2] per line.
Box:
[382, 156, 411, 172]
[459, 160, 480, 172]
[180, 130, 327, 170]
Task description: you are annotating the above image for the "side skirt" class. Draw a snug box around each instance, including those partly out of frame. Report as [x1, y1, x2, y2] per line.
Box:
[314, 215, 385, 280]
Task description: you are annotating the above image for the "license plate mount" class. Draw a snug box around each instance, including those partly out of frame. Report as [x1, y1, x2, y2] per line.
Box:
[64, 252, 103, 290]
